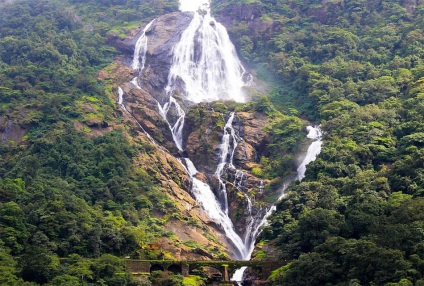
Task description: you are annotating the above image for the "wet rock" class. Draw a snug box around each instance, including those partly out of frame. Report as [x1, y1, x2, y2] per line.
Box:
[109, 12, 194, 104]
[234, 141, 257, 168]
[236, 112, 269, 155]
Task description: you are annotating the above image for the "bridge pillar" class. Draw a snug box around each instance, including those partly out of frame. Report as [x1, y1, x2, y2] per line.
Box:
[182, 263, 189, 277]
[222, 264, 229, 281]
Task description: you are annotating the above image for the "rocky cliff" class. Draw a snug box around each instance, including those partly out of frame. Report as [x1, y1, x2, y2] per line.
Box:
[102, 10, 305, 260]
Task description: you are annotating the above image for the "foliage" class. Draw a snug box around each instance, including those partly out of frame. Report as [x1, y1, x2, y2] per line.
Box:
[0, 0, 180, 284]
[1, 0, 423, 284]
[211, 0, 424, 284]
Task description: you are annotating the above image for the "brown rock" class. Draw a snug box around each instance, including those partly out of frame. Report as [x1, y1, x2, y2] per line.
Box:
[0, 117, 27, 144]
[234, 141, 257, 168]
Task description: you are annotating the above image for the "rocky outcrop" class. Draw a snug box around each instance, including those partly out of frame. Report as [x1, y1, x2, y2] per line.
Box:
[182, 103, 272, 233]
[184, 103, 224, 172]
[101, 10, 287, 259]
[213, 2, 276, 41]
[109, 12, 194, 105]
[0, 105, 33, 144]
[0, 117, 27, 143]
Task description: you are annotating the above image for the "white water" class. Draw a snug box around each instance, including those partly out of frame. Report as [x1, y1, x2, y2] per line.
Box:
[118, 86, 124, 105]
[127, 4, 324, 282]
[131, 77, 141, 89]
[183, 158, 248, 259]
[132, 19, 155, 72]
[165, 9, 249, 103]
[159, 96, 186, 151]
[296, 126, 323, 181]
[182, 112, 251, 259]
[127, 6, 324, 281]
[231, 126, 323, 283]
[234, 170, 246, 190]
[214, 112, 238, 214]
[127, 2, 252, 259]
[124, 3, 251, 261]
[157, 2, 250, 151]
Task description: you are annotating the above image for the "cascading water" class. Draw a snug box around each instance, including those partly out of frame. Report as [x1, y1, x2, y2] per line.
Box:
[214, 112, 268, 259]
[159, 97, 186, 151]
[214, 112, 238, 214]
[129, 0, 325, 268]
[131, 19, 155, 89]
[296, 126, 323, 181]
[157, 0, 250, 151]
[125, 3, 326, 283]
[128, 0, 252, 259]
[231, 125, 324, 283]
[182, 158, 248, 259]
[179, 0, 209, 12]
[165, 10, 249, 103]
[234, 170, 246, 191]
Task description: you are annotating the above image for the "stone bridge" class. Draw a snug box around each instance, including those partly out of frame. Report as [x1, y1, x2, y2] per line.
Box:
[125, 259, 287, 283]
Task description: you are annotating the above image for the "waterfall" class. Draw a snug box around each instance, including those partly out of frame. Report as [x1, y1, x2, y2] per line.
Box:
[179, 0, 209, 12]
[125, 1, 325, 275]
[165, 10, 249, 103]
[183, 158, 248, 259]
[231, 126, 323, 283]
[160, 96, 186, 151]
[234, 170, 246, 190]
[132, 19, 155, 72]
[156, 0, 250, 151]
[296, 126, 323, 181]
[214, 112, 238, 213]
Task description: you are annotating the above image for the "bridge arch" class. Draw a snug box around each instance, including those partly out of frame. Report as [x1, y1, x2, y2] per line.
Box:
[167, 264, 182, 274]
[189, 265, 223, 281]
[150, 264, 164, 273]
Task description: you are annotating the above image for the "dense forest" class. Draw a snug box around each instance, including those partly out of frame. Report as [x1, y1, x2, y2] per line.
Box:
[212, 0, 424, 285]
[0, 0, 189, 285]
[0, 0, 423, 285]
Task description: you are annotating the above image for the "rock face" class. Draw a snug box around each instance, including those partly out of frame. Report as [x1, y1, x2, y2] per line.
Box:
[100, 59, 235, 260]
[0, 117, 27, 143]
[213, 2, 277, 41]
[110, 12, 194, 105]
[183, 103, 272, 235]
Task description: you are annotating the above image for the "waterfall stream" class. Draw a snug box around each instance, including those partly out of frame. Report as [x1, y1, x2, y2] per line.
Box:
[165, 10, 249, 103]
[158, 0, 250, 151]
[182, 158, 248, 259]
[132, 19, 155, 72]
[127, 0, 251, 259]
[296, 126, 323, 181]
[214, 112, 237, 214]
[231, 126, 323, 283]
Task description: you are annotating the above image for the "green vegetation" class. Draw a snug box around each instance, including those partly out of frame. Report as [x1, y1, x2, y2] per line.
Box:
[211, 0, 424, 284]
[1, 0, 424, 284]
[0, 0, 187, 285]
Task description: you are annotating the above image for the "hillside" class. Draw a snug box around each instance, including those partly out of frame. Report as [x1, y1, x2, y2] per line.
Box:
[0, 0, 423, 285]
[212, 0, 424, 285]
